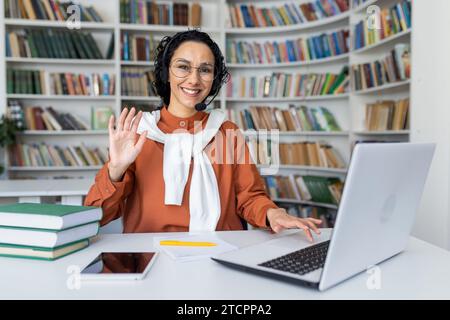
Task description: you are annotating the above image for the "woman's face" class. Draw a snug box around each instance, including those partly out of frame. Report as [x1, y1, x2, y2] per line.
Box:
[167, 41, 215, 112]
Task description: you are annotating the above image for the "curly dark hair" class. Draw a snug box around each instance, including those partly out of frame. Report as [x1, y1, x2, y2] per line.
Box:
[153, 29, 230, 107]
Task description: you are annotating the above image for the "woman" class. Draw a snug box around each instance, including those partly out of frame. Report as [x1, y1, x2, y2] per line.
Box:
[84, 30, 321, 241]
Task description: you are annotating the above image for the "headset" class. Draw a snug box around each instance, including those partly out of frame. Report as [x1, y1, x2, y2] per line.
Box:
[158, 30, 229, 111]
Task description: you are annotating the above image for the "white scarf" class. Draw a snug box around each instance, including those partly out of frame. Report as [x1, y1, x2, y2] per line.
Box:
[136, 109, 226, 232]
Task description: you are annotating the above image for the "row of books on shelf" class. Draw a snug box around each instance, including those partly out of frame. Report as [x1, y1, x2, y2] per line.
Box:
[351, 43, 410, 91]
[7, 69, 115, 96]
[351, 0, 370, 8]
[121, 32, 158, 62]
[121, 67, 156, 97]
[353, 0, 411, 50]
[227, 105, 341, 132]
[226, 0, 349, 28]
[226, 29, 349, 65]
[0, 202, 101, 261]
[227, 67, 349, 98]
[120, 0, 202, 26]
[8, 101, 114, 131]
[121, 103, 159, 113]
[364, 99, 409, 131]
[277, 203, 336, 228]
[4, 0, 103, 22]
[264, 174, 343, 205]
[9, 143, 109, 167]
[248, 140, 346, 169]
[6, 29, 113, 60]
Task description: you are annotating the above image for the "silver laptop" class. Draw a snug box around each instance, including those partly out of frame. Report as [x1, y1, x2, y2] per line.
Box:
[212, 143, 435, 291]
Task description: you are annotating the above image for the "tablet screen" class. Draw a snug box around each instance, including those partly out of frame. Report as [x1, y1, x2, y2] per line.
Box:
[81, 252, 157, 275]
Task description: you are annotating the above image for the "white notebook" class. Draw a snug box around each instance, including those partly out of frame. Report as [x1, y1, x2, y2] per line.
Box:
[153, 234, 238, 263]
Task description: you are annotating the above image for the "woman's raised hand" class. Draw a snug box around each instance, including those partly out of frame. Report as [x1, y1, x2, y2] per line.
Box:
[107, 107, 147, 181]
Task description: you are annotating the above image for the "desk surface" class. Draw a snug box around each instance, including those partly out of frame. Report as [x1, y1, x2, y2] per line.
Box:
[0, 179, 93, 196]
[1, 229, 450, 299]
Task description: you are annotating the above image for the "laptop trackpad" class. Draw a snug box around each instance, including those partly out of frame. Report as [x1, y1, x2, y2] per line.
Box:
[266, 229, 332, 249]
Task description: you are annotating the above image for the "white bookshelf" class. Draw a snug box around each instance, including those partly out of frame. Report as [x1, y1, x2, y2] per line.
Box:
[0, 0, 411, 212]
[349, 0, 411, 146]
[226, 53, 349, 68]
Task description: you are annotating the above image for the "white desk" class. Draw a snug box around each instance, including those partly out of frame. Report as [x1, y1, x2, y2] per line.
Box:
[1, 229, 450, 299]
[0, 179, 93, 205]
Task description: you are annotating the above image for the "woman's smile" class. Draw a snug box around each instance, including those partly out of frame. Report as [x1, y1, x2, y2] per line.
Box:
[180, 86, 202, 97]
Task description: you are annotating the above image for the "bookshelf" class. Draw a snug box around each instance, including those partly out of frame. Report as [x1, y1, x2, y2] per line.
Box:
[0, 0, 411, 225]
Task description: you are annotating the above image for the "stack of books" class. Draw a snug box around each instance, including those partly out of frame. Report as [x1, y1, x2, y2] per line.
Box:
[264, 174, 344, 205]
[226, 0, 349, 28]
[121, 32, 158, 62]
[120, 0, 202, 26]
[228, 105, 341, 132]
[353, 0, 411, 50]
[247, 139, 346, 168]
[0, 203, 102, 261]
[364, 99, 409, 131]
[7, 69, 46, 94]
[9, 142, 109, 167]
[50, 72, 115, 96]
[351, 43, 410, 91]
[121, 67, 156, 97]
[227, 66, 350, 98]
[226, 29, 349, 64]
[6, 29, 112, 60]
[4, 0, 104, 21]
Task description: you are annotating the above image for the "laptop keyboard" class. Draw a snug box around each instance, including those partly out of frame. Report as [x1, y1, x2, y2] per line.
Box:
[258, 240, 330, 276]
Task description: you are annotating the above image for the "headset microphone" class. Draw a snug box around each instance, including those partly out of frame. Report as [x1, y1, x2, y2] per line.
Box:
[195, 102, 207, 111]
[194, 89, 221, 112]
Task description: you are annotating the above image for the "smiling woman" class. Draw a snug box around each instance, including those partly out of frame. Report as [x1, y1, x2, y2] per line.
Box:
[84, 29, 322, 240]
[153, 30, 230, 115]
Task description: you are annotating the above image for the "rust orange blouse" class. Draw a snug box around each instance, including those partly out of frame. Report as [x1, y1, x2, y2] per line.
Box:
[84, 106, 279, 232]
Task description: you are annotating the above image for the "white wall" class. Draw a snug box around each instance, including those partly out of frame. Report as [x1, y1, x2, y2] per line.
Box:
[410, 0, 450, 249]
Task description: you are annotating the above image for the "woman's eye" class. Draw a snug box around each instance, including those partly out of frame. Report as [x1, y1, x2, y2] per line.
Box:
[200, 68, 213, 74]
[177, 65, 189, 71]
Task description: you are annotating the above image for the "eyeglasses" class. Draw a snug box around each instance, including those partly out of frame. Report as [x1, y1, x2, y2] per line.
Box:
[170, 61, 217, 82]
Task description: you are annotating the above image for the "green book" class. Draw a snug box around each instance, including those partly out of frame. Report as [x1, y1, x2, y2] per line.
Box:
[39, 30, 51, 58]
[320, 73, 333, 95]
[0, 202, 102, 230]
[33, 71, 41, 95]
[105, 34, 115, 60]
[60, 31, 78, 59]
[70, 33, 88, 59]
[56, 31, 69, 59]
[329, 66, 349, 94]
[0, 239, 90, 261]
[91, 106, 114, 130]
[25, 70, 32, 94]
[26, 31, 38, 58]
[0, 222, 99, 249]
[85, 33, 104, 59]
[48, 29, 63, 59]
[79, 33, 96, 59]
[6, 69, 13, 94]
[319, 107, 341, 131]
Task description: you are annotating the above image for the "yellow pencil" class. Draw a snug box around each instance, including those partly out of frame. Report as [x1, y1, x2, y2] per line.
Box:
[159, 240, 217, 247]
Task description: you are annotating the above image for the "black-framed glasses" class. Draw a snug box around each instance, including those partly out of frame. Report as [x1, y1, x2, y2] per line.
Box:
[170, 60, 217, 82]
